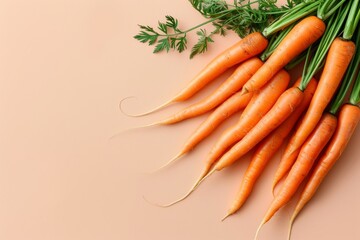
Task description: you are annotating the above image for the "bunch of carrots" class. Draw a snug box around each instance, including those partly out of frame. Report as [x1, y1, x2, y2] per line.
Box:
[126, 0, 360, 239]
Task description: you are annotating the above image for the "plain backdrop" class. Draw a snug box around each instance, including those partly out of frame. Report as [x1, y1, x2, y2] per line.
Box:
[0, 0, 359, 240]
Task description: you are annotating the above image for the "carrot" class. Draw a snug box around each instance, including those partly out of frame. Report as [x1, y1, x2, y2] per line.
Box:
[156, 91, 253, 171]
[123, 32, 268, 117]
[215, 87, 304, 170]
[205, 70, 290, 170]
[255, 113, 337, 239]
[222, 78, 317, 220]
[288, 104, 360, 239]
[155, 57, 263, 125]
[272, 37, 356, 191]
[241, 16, 325, 95]
[154, 70, 289, 207]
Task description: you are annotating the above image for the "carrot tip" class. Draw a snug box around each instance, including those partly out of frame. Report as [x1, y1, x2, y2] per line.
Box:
[108, 122, 160, 140]
[151, 167, 216, 208]
[142, 195, 168, 208]
[149, 152, 186, 174]
[254, 220, 265, 240]
[119, 96, 174, 117]
[287, 216, 296, 240]
[221, 212, 232, 222]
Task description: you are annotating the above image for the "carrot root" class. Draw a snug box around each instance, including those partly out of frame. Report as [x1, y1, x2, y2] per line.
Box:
[147, 167, 216, 208]
[109, 122, 160, 140]
[287, 215, 296, 240]
[150, 152, 186, 173]
[254, 220, 265, 240]
[119, 96, 174, 117]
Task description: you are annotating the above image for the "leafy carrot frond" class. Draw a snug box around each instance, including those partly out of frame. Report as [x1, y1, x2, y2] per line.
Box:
[135, 0, 302, 58]
[134, 16, 189, 54]
[190, 29, 214, 59]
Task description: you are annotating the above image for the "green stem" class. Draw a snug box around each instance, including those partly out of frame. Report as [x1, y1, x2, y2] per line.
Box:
[156, 10, 234, 37]
[349, 68, 360, 106]
[349, 32, 360, 105]
[317, 0, 347, 20]
[262, 1, 319, 38]
[343, 0, 360, 40]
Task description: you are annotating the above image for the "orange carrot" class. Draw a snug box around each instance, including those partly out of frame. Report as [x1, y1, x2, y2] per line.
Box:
[255, 113, 337, 239]
[241, 16, 325, 95]
[222, 78, 317, 220]
[205, 70, 290, 169]
[124, 32, 268, 116]
[156, 91, 252, 170]
[215, 87, 304, 170]
[272, 37, 356, 191]
[156, 57, 263, 125]
[288, 104, 360, 239]
[155, 70, 290, 207]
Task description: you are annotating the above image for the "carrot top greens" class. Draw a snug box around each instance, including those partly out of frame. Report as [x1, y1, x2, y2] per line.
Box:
[134, 0, 301, 58]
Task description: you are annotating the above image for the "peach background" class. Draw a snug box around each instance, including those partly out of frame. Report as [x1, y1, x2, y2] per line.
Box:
[0, 0, 359, 240]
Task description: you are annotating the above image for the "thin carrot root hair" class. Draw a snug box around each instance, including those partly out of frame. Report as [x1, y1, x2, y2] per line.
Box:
[108, 122, 161, 140]
[287, 215, 296, 240]
[149, 152, 186, 174]
[146, 167, 216, 208]
[254, 220, 265, 240]
[221, 211, 233, 222]
[119, 96, 174, 117]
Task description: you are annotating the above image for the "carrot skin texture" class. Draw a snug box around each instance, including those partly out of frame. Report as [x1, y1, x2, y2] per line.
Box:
[225, 79, 317, 216]
[161, 58, 263, 125]
[173, 32, 268, 102]
[205, 70, 290, 168]
[273, 38, 356, 189]
[262, 113, 337, 224]
[242, 16, 325, 94]
[291, 104, 360, 223]
[215, 87, 304, 171]
[181, 91, 253, 154]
